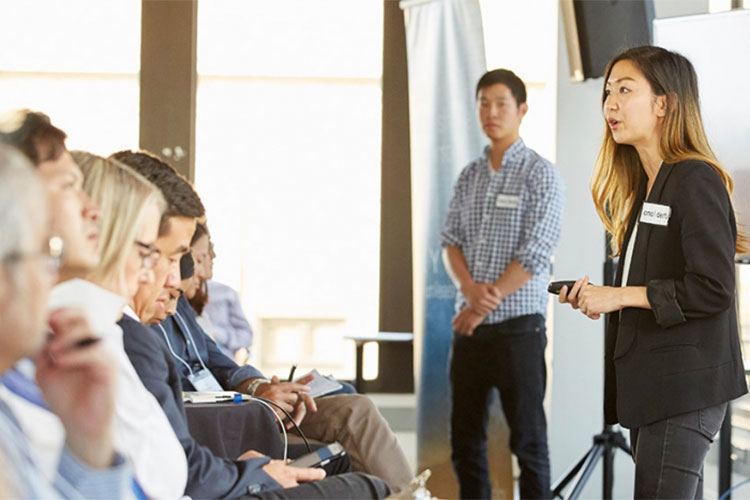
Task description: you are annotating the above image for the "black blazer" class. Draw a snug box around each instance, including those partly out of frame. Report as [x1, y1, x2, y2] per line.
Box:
[119, 315, 282, 498]
[604, 159, 747, 429]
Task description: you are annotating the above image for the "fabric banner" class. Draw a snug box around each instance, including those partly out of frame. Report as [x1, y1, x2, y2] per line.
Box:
[400, 0, 511, 497]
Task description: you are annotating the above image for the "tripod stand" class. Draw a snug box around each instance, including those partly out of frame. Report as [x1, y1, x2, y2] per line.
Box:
[551, 425, 631, 499]
[551, 251, 632, 499]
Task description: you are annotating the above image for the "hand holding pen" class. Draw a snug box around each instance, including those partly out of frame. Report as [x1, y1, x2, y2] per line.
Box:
[34, 308, 116, 469]
[253, 371, 317, 421]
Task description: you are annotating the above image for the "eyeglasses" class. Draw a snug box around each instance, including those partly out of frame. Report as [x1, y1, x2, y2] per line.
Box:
[2, 236, 64, 273]
[134, 241, 160, 270]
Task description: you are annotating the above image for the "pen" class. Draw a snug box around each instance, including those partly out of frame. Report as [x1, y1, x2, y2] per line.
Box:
[287, 364, 297, 382]
[47, 336, 101, 363]
[71, 337, 101, 350]
[46, 330, 101, 352]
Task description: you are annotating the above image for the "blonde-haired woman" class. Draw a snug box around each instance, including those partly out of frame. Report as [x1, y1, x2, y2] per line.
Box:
[50, 151, 190, 498]
[75, 152, 164, 299]
[560, 46, 748, 498]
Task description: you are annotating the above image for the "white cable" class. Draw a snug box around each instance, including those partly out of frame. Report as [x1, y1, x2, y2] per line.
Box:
[245, 395, 288, 462]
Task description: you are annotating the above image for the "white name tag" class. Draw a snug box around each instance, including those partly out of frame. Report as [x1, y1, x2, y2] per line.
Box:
[495, 194, 520, 209]
[188, 368, 224, 392]
[639, 202, 671, 226]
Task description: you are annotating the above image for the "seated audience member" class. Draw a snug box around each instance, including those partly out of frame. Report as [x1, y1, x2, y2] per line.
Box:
[189, 223, 254, 359]
[0, 111, 134, 476]
[184, 223, 239, 357]
[112, 149, 390, 499]
[1, 113, 181, 498]
[0, 143, 131, 498]
[118, 149, 412, 491]
[51, 151, 187, 499]
[0, 114, 103, 477]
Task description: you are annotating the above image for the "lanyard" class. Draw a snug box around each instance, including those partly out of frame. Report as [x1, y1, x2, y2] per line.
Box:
[158, 324, 195, 375]
[174, 312, 211, 372]
[158, 314, 211, 375]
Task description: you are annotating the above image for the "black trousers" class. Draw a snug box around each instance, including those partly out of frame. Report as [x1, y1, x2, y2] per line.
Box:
[248, 472, 390, 499]
[450, 314, 551, 499]
[287, 443, 351, 477]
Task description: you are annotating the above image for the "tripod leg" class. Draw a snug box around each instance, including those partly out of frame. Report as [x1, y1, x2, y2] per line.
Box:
[603, 440, 614, 500]
[552, 448, 593, 498]
[566, 444, 605, 500]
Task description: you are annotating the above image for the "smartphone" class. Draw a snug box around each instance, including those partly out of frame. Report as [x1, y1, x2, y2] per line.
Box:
[547, 280, 577, 295]
[289, 442, 346, 468]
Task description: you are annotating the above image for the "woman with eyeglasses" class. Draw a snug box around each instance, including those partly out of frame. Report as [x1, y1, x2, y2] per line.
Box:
[46, 151, 191, 499]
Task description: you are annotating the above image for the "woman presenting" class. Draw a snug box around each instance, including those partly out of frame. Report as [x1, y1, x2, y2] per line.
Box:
[560, 46, 748, 498]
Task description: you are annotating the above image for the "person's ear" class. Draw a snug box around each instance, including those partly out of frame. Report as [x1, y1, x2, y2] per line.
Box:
[655, 94, 669, 118]
[519, 102, 528, 119]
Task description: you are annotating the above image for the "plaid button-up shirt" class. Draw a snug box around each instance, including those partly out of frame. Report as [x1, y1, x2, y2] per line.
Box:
[441, 138, 565, 324]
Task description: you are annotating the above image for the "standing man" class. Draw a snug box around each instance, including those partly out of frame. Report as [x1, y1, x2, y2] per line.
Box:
[441, 69, 564, 499]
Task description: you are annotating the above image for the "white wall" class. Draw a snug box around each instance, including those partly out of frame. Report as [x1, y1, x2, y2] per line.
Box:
[549, 1, 709, 497]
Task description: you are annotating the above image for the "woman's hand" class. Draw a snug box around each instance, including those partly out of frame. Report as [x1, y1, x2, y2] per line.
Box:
[558, 276, 621, 320]
[579, 285, 625, 319]
[558, 276, 589, 310]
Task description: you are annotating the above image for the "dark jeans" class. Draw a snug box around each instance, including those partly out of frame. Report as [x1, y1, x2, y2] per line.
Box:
[248, 472, 390, 499]
[630, 403, 727, 499]
[450, 314, 551, 499]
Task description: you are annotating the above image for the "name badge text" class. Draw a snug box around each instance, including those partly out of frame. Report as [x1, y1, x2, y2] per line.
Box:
[639, 202, 671, 226]
[496, 194, 520, 209]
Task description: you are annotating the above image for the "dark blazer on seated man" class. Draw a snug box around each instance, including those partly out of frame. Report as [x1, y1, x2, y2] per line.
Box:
[119, 309, 280, 498]
[120, 309, 388, 499]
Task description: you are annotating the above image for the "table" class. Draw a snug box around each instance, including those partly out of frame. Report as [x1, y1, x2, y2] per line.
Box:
[185, 400, 284, 459]
[344, 332, 414, 393]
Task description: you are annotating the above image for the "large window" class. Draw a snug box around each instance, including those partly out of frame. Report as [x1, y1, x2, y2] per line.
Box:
[481, 0, 558, 162]
[0, 0, 140, 154]
[195, 1, 383, 378]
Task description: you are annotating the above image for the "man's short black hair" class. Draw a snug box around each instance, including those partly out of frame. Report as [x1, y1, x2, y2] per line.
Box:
[110, 150, 205, 236]
[0, 110, 67, 166]
[476, 69, 527, 106]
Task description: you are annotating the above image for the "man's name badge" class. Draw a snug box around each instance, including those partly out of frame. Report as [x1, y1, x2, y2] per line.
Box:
[496, 194, 520, 209]
[188, 368, 224, 392]
[640, 202, 671, 226]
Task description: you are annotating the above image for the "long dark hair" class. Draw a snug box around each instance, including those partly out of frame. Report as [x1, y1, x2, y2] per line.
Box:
[591, 45, 748, 255]
[188, 222, 210, 315]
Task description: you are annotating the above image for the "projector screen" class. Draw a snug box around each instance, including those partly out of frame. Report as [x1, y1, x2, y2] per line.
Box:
[654, 10, 750, 234]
